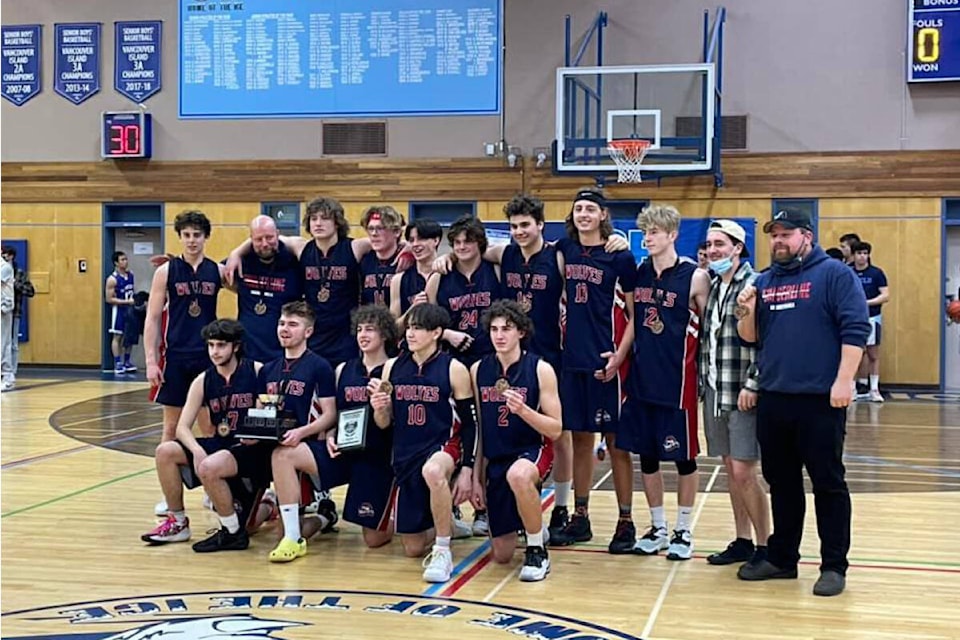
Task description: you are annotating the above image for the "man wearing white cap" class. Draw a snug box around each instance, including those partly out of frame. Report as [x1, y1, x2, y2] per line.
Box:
[699, 220, 770, 568]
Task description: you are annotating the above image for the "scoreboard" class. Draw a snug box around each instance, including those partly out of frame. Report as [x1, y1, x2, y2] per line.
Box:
[909, 0, 960, 82]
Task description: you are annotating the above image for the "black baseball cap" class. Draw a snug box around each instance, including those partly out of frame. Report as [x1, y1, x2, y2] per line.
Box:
[763, 209, 814, 233]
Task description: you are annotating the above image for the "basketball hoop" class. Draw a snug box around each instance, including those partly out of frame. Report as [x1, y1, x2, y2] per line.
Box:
[607, 139, 651, 183]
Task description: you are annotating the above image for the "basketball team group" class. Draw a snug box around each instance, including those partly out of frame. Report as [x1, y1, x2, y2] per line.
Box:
[132, 188, 877, 597]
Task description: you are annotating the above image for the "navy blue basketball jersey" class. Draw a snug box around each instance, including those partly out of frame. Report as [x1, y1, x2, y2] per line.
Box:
[398, 268, 427, 314]
[337, 359, 391, 454]
[203, 358, 259, 434]
[500, 243, 564, 371]
[300, 238, 361, 364]
[165, 257, 222, 358]
[435, 260, 502, 366]
[360, 250, 399, 307]
[556, 238, 637, 372]
[387, 350, 458, 480]
[112, 270, 135, 302]
[258, 350, 336, 427]
[238, 241, 304, 362]
[476, 352, 547, 463]
[854, 264, 887, 317]
[630, 259, 700, 410]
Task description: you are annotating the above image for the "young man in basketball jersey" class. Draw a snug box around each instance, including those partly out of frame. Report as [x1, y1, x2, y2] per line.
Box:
[550, 188, 638, 553]
[851, 241, 889, 402]
[470, 301, 562, 581]
[146, 211, 228, 515]
[369, 303, 478, 582]
[236, 216, 304, 363]
[360, 205, 406, 307]
[619, 204, 710, 561]
[106, 251, 137, 374]
[390, 218, 443, 330]
[268, 304, 398, 561]
[699, 220, 770, 566]
[141, 319, 261, 548]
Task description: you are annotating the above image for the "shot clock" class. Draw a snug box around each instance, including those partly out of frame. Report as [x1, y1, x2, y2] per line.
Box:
[101, 111, 152, 159]
[908, 0, 960, 83]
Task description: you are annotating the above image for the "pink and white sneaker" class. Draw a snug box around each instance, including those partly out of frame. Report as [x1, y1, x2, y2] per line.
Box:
[141, 514, 191, 544]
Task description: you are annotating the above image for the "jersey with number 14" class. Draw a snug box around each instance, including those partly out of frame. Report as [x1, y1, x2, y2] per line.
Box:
[556, 238, 637, 372]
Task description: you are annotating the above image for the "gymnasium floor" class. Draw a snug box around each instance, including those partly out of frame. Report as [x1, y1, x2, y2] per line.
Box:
[1, 373, 958, 640]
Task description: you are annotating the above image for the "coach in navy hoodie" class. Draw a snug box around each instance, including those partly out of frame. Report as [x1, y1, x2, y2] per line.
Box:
[734, 209, 869, 597]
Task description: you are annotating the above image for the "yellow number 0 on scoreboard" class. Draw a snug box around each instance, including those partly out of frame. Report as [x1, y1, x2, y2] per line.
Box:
[917, 27, 940, 63]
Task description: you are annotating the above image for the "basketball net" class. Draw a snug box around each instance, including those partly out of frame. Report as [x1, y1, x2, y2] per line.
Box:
[607, 139, 651, 183]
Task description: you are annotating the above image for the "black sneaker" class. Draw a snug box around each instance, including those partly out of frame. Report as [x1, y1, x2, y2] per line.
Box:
[548, 514, 592, 546]
[813, 570, 846, 596]
[519, 546, 550, 582]
[607, 519, 636, 554]
[547, 506, 569, 541]
[737, 559, 798, 581]
[706, 538, 755, 565]
[191, 526, 250, 553]
[316, 499, 339, 534]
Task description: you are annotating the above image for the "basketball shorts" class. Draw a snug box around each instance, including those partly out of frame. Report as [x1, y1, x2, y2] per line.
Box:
[151, 353, 209, 406]
[560, 369, 623, 433]
[109, 305, 126, 335]
[306, 439, 395, 531]
[867, 316, 882, 347]
[617, 398, 699, 461]
[392, 441, 462, 535]
[485, 446, 554, 539]
[176, 437, 235, 489]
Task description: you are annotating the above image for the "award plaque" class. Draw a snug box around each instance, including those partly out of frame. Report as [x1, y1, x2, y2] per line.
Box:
[236, 395, 298, 440]
[336, 406, 368, 452]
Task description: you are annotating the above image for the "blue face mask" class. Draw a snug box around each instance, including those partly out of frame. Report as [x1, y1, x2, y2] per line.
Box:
[709, 256, 734, 275]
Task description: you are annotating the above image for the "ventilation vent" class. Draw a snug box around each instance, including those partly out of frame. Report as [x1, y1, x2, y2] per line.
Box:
[675, 115, 748, 150]
[322, 121, 387, 155]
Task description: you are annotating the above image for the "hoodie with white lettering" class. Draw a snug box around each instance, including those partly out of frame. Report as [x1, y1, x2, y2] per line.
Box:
[753, 245, 869, 394]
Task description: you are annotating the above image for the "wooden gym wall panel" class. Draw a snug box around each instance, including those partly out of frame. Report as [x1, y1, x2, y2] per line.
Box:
[0, 204, 103, 365]
[819, 198, 941, 386]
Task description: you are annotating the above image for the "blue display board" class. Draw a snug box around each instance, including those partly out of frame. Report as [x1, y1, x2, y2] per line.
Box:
[54, 23, 101, 104]
[1, 25, 42, 106]
[908, 0, 960, 83]
[115, 21, 162, 102]
[179, 0, 501, 118]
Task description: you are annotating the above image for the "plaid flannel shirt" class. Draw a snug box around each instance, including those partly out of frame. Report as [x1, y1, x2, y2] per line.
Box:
[699, 261, 760, 416]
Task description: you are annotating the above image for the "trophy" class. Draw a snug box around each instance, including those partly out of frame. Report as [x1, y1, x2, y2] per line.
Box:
[236, 394, 298, 440]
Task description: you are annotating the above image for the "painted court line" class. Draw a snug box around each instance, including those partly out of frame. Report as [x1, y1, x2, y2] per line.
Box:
[641, 465, 720, 640]
[1, 468, 153, 518]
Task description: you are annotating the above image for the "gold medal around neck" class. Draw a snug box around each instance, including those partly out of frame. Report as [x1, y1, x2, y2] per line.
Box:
[217, 421, 231, 437]
[254, 300, 267, 315]
[650, 318, 665, 335]
[495, 378, 510, 393]
[519, 296, 533, 313]
[188, 299, 202, 318]
[317, 286, 331, 303]
[733, 304, 750, 320]
[379, 381, 394, 395]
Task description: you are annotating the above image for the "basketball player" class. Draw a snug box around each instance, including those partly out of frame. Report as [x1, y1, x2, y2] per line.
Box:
[471, 301, 561, 582]
[426, 214, 503, 368]
[140, 319, 261, 549]
[550, 188, 637, 553]
[268, 305, 398, 561]
[236, 216, 303, 363]
[360, 205, 406, 307]
[145, 210, 227, 513]
[369, 303, 478, 583]
[620, 204, 710, 561]
[700, 220, 770, 566]
[851, 241, 889, 402]
[390, 218, 443, 329]
[106, 251, 136, 374]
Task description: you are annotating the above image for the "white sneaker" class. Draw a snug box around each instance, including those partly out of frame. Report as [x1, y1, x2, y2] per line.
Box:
[868, 390, 884, 403]
[452, 506, 473, 539]
[0, 380, 13, 392]
[202, 492, 214, 510]
[519, 545, 551, 582]
[422, 545, 453, 583]
[633, 525, 669, 555]
[666, 529, 694, 561]
[114, 366, 126, 375]
[154, 499, 168, 517]
[472, 510, 489, 536]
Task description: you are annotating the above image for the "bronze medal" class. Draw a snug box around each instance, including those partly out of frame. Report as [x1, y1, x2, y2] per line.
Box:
[733, 304, 749, 320]
[217, 421, 231, 437]
[495, 378, 510, 394]
[188, 299, 201, 318]
[254, 300, 267, 316]
[317, 286, 331, 303]
[650, 319, 664, 335]
[519, 295, 532, 314]
[379, 380, 394, 396]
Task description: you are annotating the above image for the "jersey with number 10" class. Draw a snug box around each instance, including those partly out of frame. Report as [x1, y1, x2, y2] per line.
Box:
[556, 238, 637, 372]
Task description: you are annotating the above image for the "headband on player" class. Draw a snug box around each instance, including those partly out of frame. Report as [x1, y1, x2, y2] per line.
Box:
[573, 190, 606, 208]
